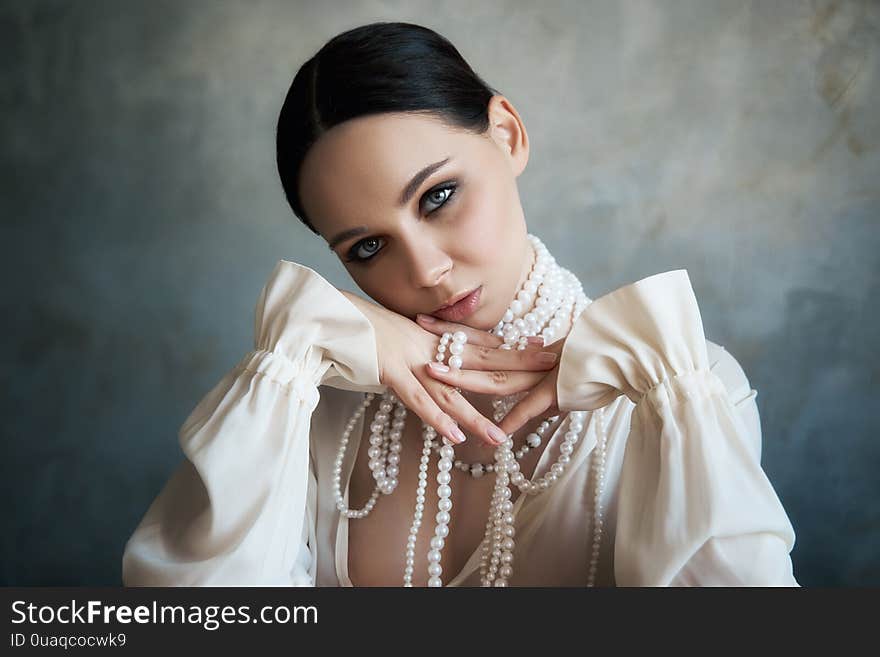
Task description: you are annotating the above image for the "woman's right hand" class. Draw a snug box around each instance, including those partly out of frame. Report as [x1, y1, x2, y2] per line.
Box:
[339, 289, 558, 447]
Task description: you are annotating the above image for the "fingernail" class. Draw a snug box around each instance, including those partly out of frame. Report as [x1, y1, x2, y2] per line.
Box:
[538, 352, 558, 363]
[417, 313, 435, 324]
[449, 426, 467, 444]
[527, 336, 544, 346]
[428, 362, 449, 373]
[487, 425, 507, 444]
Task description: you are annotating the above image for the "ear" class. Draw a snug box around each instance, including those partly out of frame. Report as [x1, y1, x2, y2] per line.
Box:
[487, 95, 530, 177]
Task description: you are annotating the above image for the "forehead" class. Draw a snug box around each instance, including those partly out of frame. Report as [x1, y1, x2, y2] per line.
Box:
[298, 112, 484, 228]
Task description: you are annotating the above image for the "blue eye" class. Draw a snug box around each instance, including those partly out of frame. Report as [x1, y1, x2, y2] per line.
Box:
[345, 182, 458, 264]
[348, 236, 384, 262]
[421, 183, 456, 213]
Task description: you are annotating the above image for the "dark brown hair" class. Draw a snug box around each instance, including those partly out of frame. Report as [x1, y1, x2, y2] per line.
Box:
[275, 21, 498, 234]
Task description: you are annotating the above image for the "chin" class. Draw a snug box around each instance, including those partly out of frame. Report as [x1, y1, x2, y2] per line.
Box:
[470, 303, 503, 333]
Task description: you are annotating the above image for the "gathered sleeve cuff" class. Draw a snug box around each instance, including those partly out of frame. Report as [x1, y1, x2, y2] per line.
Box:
[122, 261, 383, 586]
[556, 270, 798, 586]
[556, 270, 710, 413]
[253, 260, 385, 395]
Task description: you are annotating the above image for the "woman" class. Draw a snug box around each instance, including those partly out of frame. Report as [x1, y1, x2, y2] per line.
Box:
[122, 22, 799, 586]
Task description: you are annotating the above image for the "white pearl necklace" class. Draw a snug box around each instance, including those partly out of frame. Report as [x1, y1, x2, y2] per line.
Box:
[431, 412, 559, 478]
[332, 234, 608, 587]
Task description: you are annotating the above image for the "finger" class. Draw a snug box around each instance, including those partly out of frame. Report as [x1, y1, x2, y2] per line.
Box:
[389, 370, 468, 445]
[496, 383, 560, 436]
[417, 371, 510, 447]
[415, 314, 507, 349]
[424, 360, 546, 396]
[461, 343, 559, 372]
[416, 314, 547, 351]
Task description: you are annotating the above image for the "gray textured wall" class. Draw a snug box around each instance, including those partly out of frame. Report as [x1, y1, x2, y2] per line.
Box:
[1, 0, 877, 586]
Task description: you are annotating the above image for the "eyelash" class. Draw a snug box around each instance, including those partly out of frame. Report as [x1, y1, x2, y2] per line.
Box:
[345, 181, 458, 263]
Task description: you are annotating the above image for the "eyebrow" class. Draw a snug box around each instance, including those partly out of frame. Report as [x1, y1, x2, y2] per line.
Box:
[326, 156, 452, 251]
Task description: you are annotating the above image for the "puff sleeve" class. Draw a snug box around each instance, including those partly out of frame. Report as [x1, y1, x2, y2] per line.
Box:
[122, 261, 384, 586]
[556, 270, 798, 586]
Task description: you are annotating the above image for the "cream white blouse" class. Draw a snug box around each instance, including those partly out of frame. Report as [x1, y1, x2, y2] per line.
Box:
[122, 260, 799, 587]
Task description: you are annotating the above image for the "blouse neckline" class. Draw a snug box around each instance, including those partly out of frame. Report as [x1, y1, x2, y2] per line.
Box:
[332, 401, 595, 587]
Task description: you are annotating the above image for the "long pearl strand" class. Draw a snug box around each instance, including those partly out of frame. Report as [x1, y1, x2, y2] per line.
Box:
[333, 234, 608, 587]
[402, 427, 437, 585]
[587, 407, 608, 587]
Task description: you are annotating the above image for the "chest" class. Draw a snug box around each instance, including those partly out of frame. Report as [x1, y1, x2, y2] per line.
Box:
[345, 395, 558, 586]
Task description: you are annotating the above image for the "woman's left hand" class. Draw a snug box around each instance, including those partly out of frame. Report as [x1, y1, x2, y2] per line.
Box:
[416, 313, 566, 438]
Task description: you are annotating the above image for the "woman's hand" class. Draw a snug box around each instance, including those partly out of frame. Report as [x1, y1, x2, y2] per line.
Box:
[339, 289, 559, 447]
[417, 313, 566, 438]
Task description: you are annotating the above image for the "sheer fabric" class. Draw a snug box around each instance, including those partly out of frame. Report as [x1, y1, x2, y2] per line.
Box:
[122, 261, 798, 586]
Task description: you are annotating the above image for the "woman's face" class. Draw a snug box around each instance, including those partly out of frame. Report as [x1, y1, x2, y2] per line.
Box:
[297, 95, 533, 332]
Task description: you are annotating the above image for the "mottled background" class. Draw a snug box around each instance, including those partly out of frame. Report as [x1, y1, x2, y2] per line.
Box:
[1, 0, 877, 586]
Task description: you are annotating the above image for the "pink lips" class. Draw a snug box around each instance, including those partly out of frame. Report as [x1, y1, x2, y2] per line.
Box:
[431, 286, 482, 322]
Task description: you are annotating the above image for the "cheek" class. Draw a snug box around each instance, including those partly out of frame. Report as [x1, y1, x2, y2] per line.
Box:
[457, 181, 513, 261]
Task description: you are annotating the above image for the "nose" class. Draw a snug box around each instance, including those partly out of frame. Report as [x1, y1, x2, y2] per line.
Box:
[404, 236, 453, 289]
